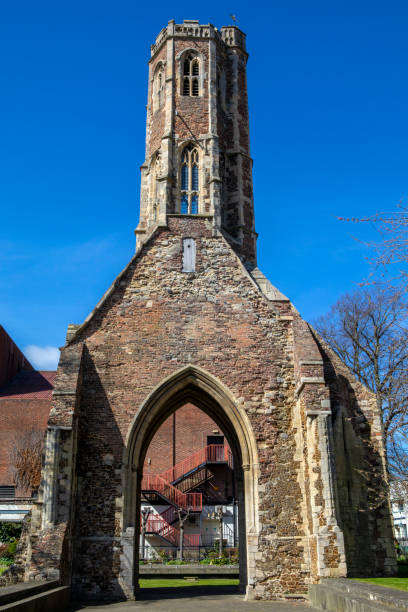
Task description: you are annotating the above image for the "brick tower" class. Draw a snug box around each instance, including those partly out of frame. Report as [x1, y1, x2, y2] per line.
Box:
[135, 19, 257, 268]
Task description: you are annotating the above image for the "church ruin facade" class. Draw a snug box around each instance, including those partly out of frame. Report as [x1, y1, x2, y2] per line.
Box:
[25, 19, 395, 600]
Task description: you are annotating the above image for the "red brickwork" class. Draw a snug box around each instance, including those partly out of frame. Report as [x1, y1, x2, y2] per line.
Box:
[143, 403, 222, 475]
[0, 371, 54, 492]
[0, 326, 33, 388]
[174, 41, 209, 139]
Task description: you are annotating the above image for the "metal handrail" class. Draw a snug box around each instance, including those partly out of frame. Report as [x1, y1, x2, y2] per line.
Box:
[157, 444, 232, 485]
[144, 515, 200, 547]
[141, 474, 202, 511]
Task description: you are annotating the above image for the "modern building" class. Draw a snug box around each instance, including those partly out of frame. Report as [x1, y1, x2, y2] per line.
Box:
[141, 405, 238, 558]
[0, 326, 55, 522]
[390, 482, 408, 542]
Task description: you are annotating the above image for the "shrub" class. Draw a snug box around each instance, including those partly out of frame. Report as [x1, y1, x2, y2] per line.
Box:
[0, 557, 13, 567]
[209, 556, 230, 565]
[158, 549, 168, 563]
[0, 523, 22, 544]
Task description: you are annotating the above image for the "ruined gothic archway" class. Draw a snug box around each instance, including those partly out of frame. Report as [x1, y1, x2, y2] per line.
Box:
[121, 365, 259, 598]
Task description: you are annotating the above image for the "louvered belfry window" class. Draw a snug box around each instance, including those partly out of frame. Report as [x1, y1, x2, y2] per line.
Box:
[182, 54, 199, 97]
[180, 144, 199, 214]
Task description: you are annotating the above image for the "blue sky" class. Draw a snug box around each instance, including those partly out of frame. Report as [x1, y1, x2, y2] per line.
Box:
[1, 1, 407, 369]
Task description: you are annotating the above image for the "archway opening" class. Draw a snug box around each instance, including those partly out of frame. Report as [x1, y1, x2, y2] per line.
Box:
[123, 367, 259, 599]
[140, 403, 239, 581]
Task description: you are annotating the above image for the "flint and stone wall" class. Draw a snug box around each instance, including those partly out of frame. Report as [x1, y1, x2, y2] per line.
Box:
[25, 217, 396, 600]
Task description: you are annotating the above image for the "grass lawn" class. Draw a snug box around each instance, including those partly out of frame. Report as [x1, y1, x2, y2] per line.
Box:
[353, 564, 408, 592]
[139, 578, 239, 589]
[0, 566, 8, 577]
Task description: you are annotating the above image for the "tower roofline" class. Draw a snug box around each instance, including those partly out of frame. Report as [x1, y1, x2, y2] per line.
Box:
[150, 19, 247, 60]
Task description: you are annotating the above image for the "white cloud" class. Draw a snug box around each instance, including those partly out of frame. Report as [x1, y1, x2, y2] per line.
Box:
[24, 345, 60, 370]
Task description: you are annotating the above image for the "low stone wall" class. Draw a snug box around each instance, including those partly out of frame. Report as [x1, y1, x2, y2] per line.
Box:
[0, 580, 70, 611]
[309, 578, 408, 611]
[139, 564, 239, 578]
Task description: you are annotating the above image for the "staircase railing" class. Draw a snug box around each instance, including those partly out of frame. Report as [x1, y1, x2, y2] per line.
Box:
[144, 514, 200, 547]
[176, 467, 214, 494]
[141, 474, 202, 511]
[159, 505, 177, 525]
[141, 444, 234, 550]
[157, 444, 232, 485]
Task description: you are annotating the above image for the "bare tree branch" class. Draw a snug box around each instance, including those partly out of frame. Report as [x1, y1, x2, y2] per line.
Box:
[338, 201, 408, 287]
[314, 286, 408, 480]
[9, 429, 44, 494]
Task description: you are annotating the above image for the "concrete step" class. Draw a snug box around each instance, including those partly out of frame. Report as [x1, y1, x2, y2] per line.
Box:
[310, 578, 408, 611]
[0, 584, 70, 611]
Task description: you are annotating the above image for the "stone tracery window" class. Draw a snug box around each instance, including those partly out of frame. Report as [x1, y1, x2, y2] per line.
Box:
[180, 144, 199, 214]
[153, 64, 165, 113]
[182, 54, 199, 97]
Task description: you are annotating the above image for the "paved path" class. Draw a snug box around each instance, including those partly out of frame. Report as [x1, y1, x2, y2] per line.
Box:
[69, 588, 318, 612]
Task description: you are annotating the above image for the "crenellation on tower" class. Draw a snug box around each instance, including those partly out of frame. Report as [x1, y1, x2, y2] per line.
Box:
[136, 19, 257, 268]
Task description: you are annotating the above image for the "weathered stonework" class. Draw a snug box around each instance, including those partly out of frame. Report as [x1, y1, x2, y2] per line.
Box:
[23, 19, 396, 602]
[137, 19, 257, 267]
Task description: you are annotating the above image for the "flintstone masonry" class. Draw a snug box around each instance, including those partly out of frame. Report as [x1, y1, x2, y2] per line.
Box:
[25, 19, 396, 601]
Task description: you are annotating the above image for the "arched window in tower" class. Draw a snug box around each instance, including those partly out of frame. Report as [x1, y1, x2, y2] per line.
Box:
[153, 64, 165, 113]
[180, 144, 199, 214]
[181, 54, 200, 97]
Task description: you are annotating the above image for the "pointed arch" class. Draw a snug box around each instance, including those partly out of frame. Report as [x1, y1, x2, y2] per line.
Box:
[125, 365, 258, 469]
[121, 365, 260, 598]
[179, 143, 200, 214]
[152, 62, 165, 112]
[177, 48, 203, 97]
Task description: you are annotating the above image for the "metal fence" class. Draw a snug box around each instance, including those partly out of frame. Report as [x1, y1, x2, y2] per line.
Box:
[139, 543, 238, 563]
[397, 537, 408, 555]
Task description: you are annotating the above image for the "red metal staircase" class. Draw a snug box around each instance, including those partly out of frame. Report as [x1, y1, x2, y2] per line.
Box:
[156, 444, 232, 486]
[144, 514, 200, 547]
[175, 466, 215, 494]
[141, 474, 202, 511]
[141, 444, 232, 547]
